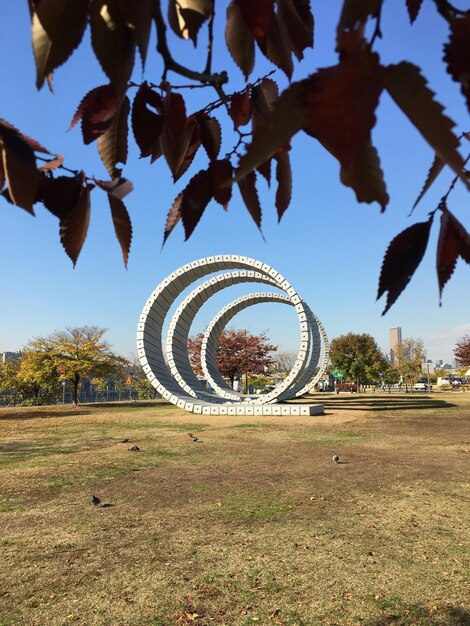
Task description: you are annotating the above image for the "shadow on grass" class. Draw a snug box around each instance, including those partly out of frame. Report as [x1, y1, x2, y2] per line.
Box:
[0, 400, 175, 420]
[365, 605, 470, 625]
[0, 409, 92, 421]
[85, 400, 174, 410]
[311, 395, 457, 412]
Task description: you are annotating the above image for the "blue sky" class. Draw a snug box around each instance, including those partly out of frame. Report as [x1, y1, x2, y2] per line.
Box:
[0, 1, 468, 364]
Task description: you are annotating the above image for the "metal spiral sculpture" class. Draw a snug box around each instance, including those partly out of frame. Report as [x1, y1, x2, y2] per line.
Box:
[137, 256, 328, 416]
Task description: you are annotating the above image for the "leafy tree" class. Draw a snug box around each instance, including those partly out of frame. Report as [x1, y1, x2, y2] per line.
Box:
[188, 328, 277, 387]
[0, 2, 468, 309]
[274, 351, 298, 375]
[330, 332, 389, 389]
[127, 360, 160, 399]
[393, 337, 426, 386]
[16, 348, 61, 405]
[454, 334, 470, 365]
[30, 326, 126, 404]
[0, 359, 21, 405]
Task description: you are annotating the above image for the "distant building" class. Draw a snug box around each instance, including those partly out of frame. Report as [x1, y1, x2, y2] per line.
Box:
[435, 359, 443, 367]
[389, 327, 402, 365]
[421, 359, 435, 375]
[0, 351, 21, 364]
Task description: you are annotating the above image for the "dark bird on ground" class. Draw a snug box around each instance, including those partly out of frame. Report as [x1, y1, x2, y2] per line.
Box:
[91, 495, 101, 506]
[188, 432, 193, 438]
[332, 454, 340, 464]
[192, 436, 198, 442]
[128, 445, 140, 452]
[121, 439, 129, 443]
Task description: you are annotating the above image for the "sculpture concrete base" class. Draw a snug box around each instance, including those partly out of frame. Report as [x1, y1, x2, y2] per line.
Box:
[176, 400, 324, 416]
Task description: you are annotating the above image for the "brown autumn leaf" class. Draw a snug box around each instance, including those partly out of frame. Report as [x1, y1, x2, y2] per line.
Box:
[251, 78, 279, 119]
[31, 0, 89, 89]
[37, 172, 83, 218]
[339, 139, 389, 211]
[131, 82, 164, 161]
[406, 0, 424, 24]
[238, 170, 262, 228]
[174, 117, 201, 182]
[168, 0, 213, 44]
[98, 96, 130, 177]
[384, 62, 469, 189]
[225, 1, 255, 80]
[69, 84, 120, 145]
[118, 0, 153, 66]
[108, 194, 132, 267]
[377, 216, 434, 315]
[257, 11, 293, 79]
[411, 153, 444, 212]
[163, 191, 183, 246]
[181, 169, 214, 240]
[236, 0, 275, 39]
[241, 33, 387, 209]
[38, 155, 64, 172]
[237, 81, 305, 179]
[211, 158, 233, 209]
[436, 206, 470, 301]
[303, 33, 384, 203]
[196, 112, 221, 160]
[59, 176, 93, 266]
[336, 0, 382, 39]
[257, 158, 272, 185]
[443, 15, 470, 113]
[94, 176, 133, 199]
[278, 0, 314, 61]
[251, 78, 279, 140]
[0, 123, 40, 214]
[90, 0, 135, 94]
[160, 92, 191, 178]
[230, 89, 252, 127]
[0, 118, 50, 154]
[274, 150, 291, 221]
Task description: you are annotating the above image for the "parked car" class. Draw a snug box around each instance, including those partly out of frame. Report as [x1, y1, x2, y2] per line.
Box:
[336, 383, 357, 392]
[413, 382, 428, 391]
[437, 377, 451, 385]
[451, 378, 463, 386]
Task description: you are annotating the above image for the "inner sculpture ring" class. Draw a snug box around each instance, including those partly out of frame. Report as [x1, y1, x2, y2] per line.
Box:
[137, 255, 329, 416]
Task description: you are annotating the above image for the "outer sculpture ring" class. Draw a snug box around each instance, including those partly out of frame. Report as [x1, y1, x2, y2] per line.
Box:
[137, 255, 329, 412]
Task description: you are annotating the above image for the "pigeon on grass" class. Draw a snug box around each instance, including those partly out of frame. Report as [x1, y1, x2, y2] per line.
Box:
[128, 445, 140, 452]
[90, 495, 101, 506]
[332, 454, 340, 464]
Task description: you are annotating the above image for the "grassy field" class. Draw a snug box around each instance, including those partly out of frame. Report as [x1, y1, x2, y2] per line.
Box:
[0, 393, 469, 626]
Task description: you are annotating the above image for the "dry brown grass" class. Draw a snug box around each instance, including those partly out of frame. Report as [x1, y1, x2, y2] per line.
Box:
[0, 393, 469, 626]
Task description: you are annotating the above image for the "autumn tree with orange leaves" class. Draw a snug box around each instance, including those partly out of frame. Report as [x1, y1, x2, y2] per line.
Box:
[188, 328, 277, 387]
[454, 335, 470, 365]
[0, 1, 468, 312]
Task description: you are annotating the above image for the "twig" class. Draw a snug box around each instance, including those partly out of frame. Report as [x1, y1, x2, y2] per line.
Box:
[433, 0, 468, 22]
[36, 155, 80, 177]
[154, 0, 227, 86]
[205, 8, 215, 75]
[441, 153, 470, 204]
[370, 2, 383, 47]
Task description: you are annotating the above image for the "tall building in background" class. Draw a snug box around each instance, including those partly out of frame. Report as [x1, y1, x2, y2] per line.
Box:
[389, 327, 402, 365]
[0, 351, 21, 364]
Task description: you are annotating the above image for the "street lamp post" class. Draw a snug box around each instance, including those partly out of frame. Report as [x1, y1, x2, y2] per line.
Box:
[61, 380, 66, 405]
